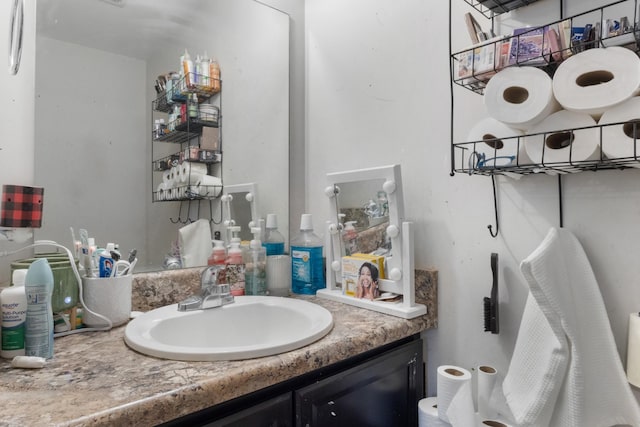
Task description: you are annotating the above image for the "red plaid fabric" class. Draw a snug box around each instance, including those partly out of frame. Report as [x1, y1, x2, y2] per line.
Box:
[1, 185, 44, 228]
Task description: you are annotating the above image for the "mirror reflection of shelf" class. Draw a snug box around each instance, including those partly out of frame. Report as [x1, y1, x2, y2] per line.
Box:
[153, 185, 223, 202]
[153, 72, 221, 113]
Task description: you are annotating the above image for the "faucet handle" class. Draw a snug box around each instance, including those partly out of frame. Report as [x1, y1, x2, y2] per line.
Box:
[201, 265, 225, 288]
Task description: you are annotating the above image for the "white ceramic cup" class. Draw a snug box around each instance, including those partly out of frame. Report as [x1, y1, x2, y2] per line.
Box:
[82, 275, 132, 327]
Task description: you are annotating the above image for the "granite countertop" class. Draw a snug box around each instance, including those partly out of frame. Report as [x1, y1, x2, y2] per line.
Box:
[0, 268, 437, 427]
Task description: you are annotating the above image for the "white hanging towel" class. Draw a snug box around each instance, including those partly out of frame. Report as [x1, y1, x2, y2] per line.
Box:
[501, 293, 569, 427]
[178, 218, 213, 268]
[519, 227, 640, 427]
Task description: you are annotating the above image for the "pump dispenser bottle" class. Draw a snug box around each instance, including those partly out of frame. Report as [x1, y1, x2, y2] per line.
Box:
[25, 258, 54, 359]
[291, 214, 325, 294]
[1, 270, 28, 358]
[208, 239, 227, 284]
[226, 227, 245, 296]
[245, 227, 267, 295]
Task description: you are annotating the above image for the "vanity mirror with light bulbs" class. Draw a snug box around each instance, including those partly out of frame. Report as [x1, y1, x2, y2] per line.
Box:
[219, 182, 259, 244]
[317, 164, 427, 319]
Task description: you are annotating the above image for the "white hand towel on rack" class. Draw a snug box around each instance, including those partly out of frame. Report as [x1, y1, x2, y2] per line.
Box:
[502, 293, 568, 427]
[519, 227, 640, 427]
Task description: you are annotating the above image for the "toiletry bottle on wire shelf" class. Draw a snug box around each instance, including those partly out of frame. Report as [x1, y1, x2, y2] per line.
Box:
[226, 227, 245, 296]
[291, 214, 325, 295]
[210, 58, 221, 92]
[24, 258, 54, 359]
[1, 269, 28, 358]
[182, 49, 194, 88]
[245, 227, 267, 296]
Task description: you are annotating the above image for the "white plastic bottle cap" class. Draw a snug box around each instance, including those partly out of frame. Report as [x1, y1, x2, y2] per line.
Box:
[300, 214, 313, 231]
[266, 213, 278, 229]
[12, 269, 27, 286]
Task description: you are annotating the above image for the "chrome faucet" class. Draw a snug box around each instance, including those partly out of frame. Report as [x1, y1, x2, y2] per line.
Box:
[177, 265, 235, 311]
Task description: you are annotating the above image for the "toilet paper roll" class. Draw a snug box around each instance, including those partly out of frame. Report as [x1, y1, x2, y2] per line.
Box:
[484, 67, 560, 131]
[627, 313, 640, 387]
[169, 166, 180, 186]
[156, 183, 167, 201]
[598, 97, 640, 167]
[478, 365, 498, 419]
[524, 110, 600, 165]
[437, 365, 472, 423]
[418, 397, 449, 427]
[477, 417, 514, 427]
[552, 47, 640, 119]
[189, 175, 222, 198]
[162, 170, 173, 186]
[445, 380, 476, 427]
[179, 162, 208, 184]
[467, 118, 528, 168]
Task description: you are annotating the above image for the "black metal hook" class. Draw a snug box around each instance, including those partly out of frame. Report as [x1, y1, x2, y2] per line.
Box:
[169, 201, 190, 224]
[488, 174, 499, 238]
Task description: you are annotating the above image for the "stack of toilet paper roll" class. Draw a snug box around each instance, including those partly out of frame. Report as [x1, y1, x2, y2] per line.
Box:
[469, 46, 640, 171]
[418, 365, 512, 427]
[156, 161, 222, 200]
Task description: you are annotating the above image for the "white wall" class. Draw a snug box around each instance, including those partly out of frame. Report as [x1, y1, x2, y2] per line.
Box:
[0, 0, 37, 283]
[305, 0, 640, 401]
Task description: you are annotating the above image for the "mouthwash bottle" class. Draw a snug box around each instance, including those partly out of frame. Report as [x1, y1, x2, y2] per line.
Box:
[263, 213, 285, 256]
[245, 227, 267, 295]
[291, 214, 325, 295]
[24, 258, 54, 359]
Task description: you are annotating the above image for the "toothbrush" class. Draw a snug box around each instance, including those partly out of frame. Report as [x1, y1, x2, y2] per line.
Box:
[79, 228, 93, 277]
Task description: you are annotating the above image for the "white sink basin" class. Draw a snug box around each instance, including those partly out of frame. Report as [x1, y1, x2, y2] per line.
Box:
[124, 296, 334, 361]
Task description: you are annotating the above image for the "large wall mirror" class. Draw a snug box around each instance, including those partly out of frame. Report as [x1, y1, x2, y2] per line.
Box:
[33, 0, 290, 272]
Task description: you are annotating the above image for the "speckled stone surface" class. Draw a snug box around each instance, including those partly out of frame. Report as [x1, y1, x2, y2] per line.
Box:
[0, 268, 437, 427]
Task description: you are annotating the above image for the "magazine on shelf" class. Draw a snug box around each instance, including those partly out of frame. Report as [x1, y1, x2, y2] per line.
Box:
[508, 25, 557, 66]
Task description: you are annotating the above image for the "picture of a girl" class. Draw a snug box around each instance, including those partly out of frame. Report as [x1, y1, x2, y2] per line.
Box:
[356, 262, 379, 300]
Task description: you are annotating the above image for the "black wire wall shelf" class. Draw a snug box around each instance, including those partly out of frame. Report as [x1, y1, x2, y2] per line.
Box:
[451, 0, 640, 178]
[452, 1, 640, 95]
[453, 121, 640, 176]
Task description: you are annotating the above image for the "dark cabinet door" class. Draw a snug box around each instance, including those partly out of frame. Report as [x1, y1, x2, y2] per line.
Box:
[295, 339, 423, 427]
[204, 392, 293, 427]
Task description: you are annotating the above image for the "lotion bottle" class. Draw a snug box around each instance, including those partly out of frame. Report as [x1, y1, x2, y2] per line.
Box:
[1, 270, 28, 358]
[25, 258, 54, 359]
[182, 49, 194, 88]
[245, 227, 267, 295]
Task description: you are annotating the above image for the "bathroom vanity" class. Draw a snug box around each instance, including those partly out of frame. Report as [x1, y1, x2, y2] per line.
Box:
[0, 268, 437, 426]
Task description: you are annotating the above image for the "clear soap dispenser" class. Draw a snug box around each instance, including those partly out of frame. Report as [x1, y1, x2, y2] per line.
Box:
[245, 227, 267, 296]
